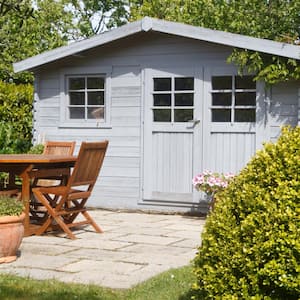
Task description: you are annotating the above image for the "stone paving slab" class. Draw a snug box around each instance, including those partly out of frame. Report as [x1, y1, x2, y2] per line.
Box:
[119, 243, 189, 255]
[114, 233, 182, 246]
[0, 210, 205, 289]
[0, 252, 78, 270]
[66, 238, 135, 250]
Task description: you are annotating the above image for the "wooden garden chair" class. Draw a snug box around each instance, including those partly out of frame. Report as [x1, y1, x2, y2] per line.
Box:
[32, 140, 108, 239]
[30, 141, 75, 223]
[32, 140, 76, 186]
[42, 141, 76, 156]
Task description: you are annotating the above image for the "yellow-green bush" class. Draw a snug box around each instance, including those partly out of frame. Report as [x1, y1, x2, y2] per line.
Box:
[192, 126, 300, 299]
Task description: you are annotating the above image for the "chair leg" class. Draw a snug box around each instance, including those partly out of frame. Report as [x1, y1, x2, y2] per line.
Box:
[35, 217, 52, 236]
[34, 190, 78, 239]
[82, 211, 103, 233]
[64, 199, 103, 234]
[53, 215, 77, 240]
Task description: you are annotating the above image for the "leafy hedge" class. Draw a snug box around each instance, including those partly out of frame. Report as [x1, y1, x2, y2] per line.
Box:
[0, 81, 33, 153]
[192, 126, 300, 299]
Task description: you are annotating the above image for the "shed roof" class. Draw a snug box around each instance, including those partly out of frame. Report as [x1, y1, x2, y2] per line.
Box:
[13, 17, 300, 73]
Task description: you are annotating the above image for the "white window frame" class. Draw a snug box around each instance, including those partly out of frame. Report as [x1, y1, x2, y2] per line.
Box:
[59, 67, 112, 128]
[210, 74, 256, 124]
[152, 76, 195, 124]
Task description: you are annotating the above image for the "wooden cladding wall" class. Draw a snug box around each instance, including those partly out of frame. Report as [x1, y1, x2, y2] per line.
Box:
[204, 132, 256, 173]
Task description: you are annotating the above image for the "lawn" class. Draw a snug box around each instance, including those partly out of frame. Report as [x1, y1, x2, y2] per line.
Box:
[0, 265, 195, 300]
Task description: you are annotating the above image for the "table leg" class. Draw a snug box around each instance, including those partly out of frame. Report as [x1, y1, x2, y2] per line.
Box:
[19, 165, 33, 236]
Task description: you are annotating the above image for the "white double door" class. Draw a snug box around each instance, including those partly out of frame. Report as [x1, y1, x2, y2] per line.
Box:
[142, 68, 203, 205]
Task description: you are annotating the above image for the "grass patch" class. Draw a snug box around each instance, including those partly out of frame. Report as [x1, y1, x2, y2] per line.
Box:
[0, 265, 195, 300]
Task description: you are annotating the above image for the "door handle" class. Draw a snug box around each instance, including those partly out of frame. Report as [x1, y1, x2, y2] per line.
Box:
[187, 119, 200, 129]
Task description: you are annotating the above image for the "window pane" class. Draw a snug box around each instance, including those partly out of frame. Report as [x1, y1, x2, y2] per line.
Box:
[153, 94, 171, 106]
[88, 91, 104, 105]
[175, 77, 194, 90]
[212, 109, 231, 122]
[235, 76, 255, 89]
[70, 92, 85, 105]
[174, 93, 193, 106]
[69, 78, 85, 90]
[154, 78, 171, 91]
[212, 93, 231, 106]
[234, 109, 256, 122]
[69, 107, 85, 119]
[235, 92, 256, 106]
[212, 76, 232, 90]
[153, 109, 171, 122]
[174, 109, 193, 122]
[87, 77, 104, 89]
[88, 107, 104, 119]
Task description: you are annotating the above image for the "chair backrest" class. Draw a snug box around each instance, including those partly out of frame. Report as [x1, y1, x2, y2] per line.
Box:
[43, 141, 75, 156]
[69, 141, 108, 189]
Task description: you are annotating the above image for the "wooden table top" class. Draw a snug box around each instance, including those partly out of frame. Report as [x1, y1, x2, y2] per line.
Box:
[0, 154, 77, 164]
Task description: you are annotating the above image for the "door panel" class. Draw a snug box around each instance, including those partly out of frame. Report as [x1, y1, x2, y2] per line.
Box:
[206, 132, 256, 172]
[151, 132, 193, 201]
[143, 68, 202, 205]
[202, 67, 262, 174]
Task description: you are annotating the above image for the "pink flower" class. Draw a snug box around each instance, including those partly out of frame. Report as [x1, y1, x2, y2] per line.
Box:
[192, 171, 234, 195]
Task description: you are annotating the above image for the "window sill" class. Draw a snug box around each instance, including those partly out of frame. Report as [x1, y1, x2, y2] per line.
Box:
[59, 122, 112, 129]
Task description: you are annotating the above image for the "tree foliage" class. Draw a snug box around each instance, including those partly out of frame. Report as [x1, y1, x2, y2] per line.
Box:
[130, 0, 300, 84]
[0, 0, 129, 152]
[0, 0, 130, 83]
[0, 0, 34, 23]
[68, 0, 129, 38]
[0, 0, 76, 83]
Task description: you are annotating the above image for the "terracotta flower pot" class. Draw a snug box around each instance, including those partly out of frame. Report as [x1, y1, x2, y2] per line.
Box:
[0, 212, 25, 263]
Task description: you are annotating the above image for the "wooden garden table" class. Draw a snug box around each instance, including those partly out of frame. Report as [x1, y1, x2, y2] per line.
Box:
[0, 154, 77, 236]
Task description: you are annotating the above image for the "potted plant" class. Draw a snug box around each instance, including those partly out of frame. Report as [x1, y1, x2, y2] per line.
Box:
[193, 170, 234, 210]
[0, 195, 25, 263]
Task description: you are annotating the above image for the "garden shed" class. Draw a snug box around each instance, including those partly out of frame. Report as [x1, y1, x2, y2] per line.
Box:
[14, 17, 300, 212]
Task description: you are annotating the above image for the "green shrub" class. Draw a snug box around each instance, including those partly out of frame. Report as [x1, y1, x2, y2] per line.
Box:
[0, 81, 33, 153]
[0, 196, 23, 217]
[192, 126, 300, 300]
[27, 144, 44, 154]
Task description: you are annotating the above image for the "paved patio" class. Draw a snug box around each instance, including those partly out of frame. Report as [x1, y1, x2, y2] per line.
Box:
[0, 209, 206, 289]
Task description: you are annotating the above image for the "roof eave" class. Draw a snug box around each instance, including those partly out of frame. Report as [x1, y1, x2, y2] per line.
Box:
[151, 18, 300, 60]
[13, 18, 153, 73]
[13, 17, 300, 73]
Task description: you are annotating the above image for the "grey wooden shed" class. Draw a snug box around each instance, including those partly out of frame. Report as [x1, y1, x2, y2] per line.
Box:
[14, 17, 300, 212]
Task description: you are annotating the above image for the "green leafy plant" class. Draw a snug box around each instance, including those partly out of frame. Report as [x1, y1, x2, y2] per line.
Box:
[0, 196, 24, 217]
[0, 81, 33, 154]
[192, 126, 300, 299]
[27, 144, 44, 154]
